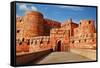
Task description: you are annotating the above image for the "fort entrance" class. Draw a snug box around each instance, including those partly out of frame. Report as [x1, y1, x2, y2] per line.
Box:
[56, 40, 61, 51]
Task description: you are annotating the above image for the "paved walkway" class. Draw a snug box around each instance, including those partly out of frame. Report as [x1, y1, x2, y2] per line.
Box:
[33, 52, 92, 64]
[70, 49, 96, 60]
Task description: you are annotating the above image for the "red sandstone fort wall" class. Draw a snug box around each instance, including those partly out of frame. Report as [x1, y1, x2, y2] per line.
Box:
[16, 11, 96, 53]
[16, 36, 51, 53]
[43, 19, 61, 36]
[61, 19, 78, 36]
[70, 20, 96, 49]
[16, 11, 61, 38]
[23, 11, 44, 38]
[16, 11, 61, 53]
[50, 28, 70, 51]
[29, 36, 51, 52]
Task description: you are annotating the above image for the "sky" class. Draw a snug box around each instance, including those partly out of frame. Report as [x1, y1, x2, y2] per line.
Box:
[16, 3, 97, 24]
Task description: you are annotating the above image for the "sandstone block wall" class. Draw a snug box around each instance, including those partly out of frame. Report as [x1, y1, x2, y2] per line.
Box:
[50, 28, 70, 51]
[70, 20, 96, 49]
[23, 11, 44, 38]
[16, 11, 96, 53]
[61, 19, 78, 36]
[16, 11, 61, 53]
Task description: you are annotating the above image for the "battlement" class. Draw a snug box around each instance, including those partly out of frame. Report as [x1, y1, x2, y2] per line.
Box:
[16, 11, 96, 53]
[61, 19, 78, 28]
[16, 36, 51, 52]
[16, 16, 23, 22]
[16, 36, 50, 45]
[80, 20, 95, 26]
[44, 19, 61, 27]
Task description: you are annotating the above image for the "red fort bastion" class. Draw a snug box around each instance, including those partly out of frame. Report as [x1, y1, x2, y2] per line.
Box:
[16, 11, 96, 53]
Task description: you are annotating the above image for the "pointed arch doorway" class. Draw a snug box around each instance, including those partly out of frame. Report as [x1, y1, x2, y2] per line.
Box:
[56, 40, 61, 51]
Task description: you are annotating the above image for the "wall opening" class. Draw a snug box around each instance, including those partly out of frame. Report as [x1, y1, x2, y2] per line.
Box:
[56, 40, 61, 51]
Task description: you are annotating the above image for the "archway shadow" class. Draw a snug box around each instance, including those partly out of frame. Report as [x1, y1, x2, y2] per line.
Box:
[56, 40, 61, 51]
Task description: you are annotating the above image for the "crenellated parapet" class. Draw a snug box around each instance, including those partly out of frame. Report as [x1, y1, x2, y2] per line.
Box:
[16, 11, 97, 53]
[16, 36, 51, 53]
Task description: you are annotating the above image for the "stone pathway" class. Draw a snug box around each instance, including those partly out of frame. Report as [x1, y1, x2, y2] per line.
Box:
[70, 48, 96, 60]
[33, 52, 92, 64]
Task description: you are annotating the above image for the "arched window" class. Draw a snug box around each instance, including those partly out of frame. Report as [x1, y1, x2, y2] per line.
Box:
[19, 42, 22, 45]
[86, 34, 88, 37]
[92, 39, 94, 42]
[47, 41, 50, 44]
[40, 40, 43, 44]
[79, 40, 80, 43]
[17, 39, 20, 43]
[27, 39, 30, 45]
[80, 22, 81, 25]
[72, 41, 74, 44]
[84, 39, 86, 42]
[22, 38, 24, 42]
[35, 41, 37, 45]
[89, 21, 91, 24]
[17, 30, 20, 33]
[31, 40, 33, 44]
